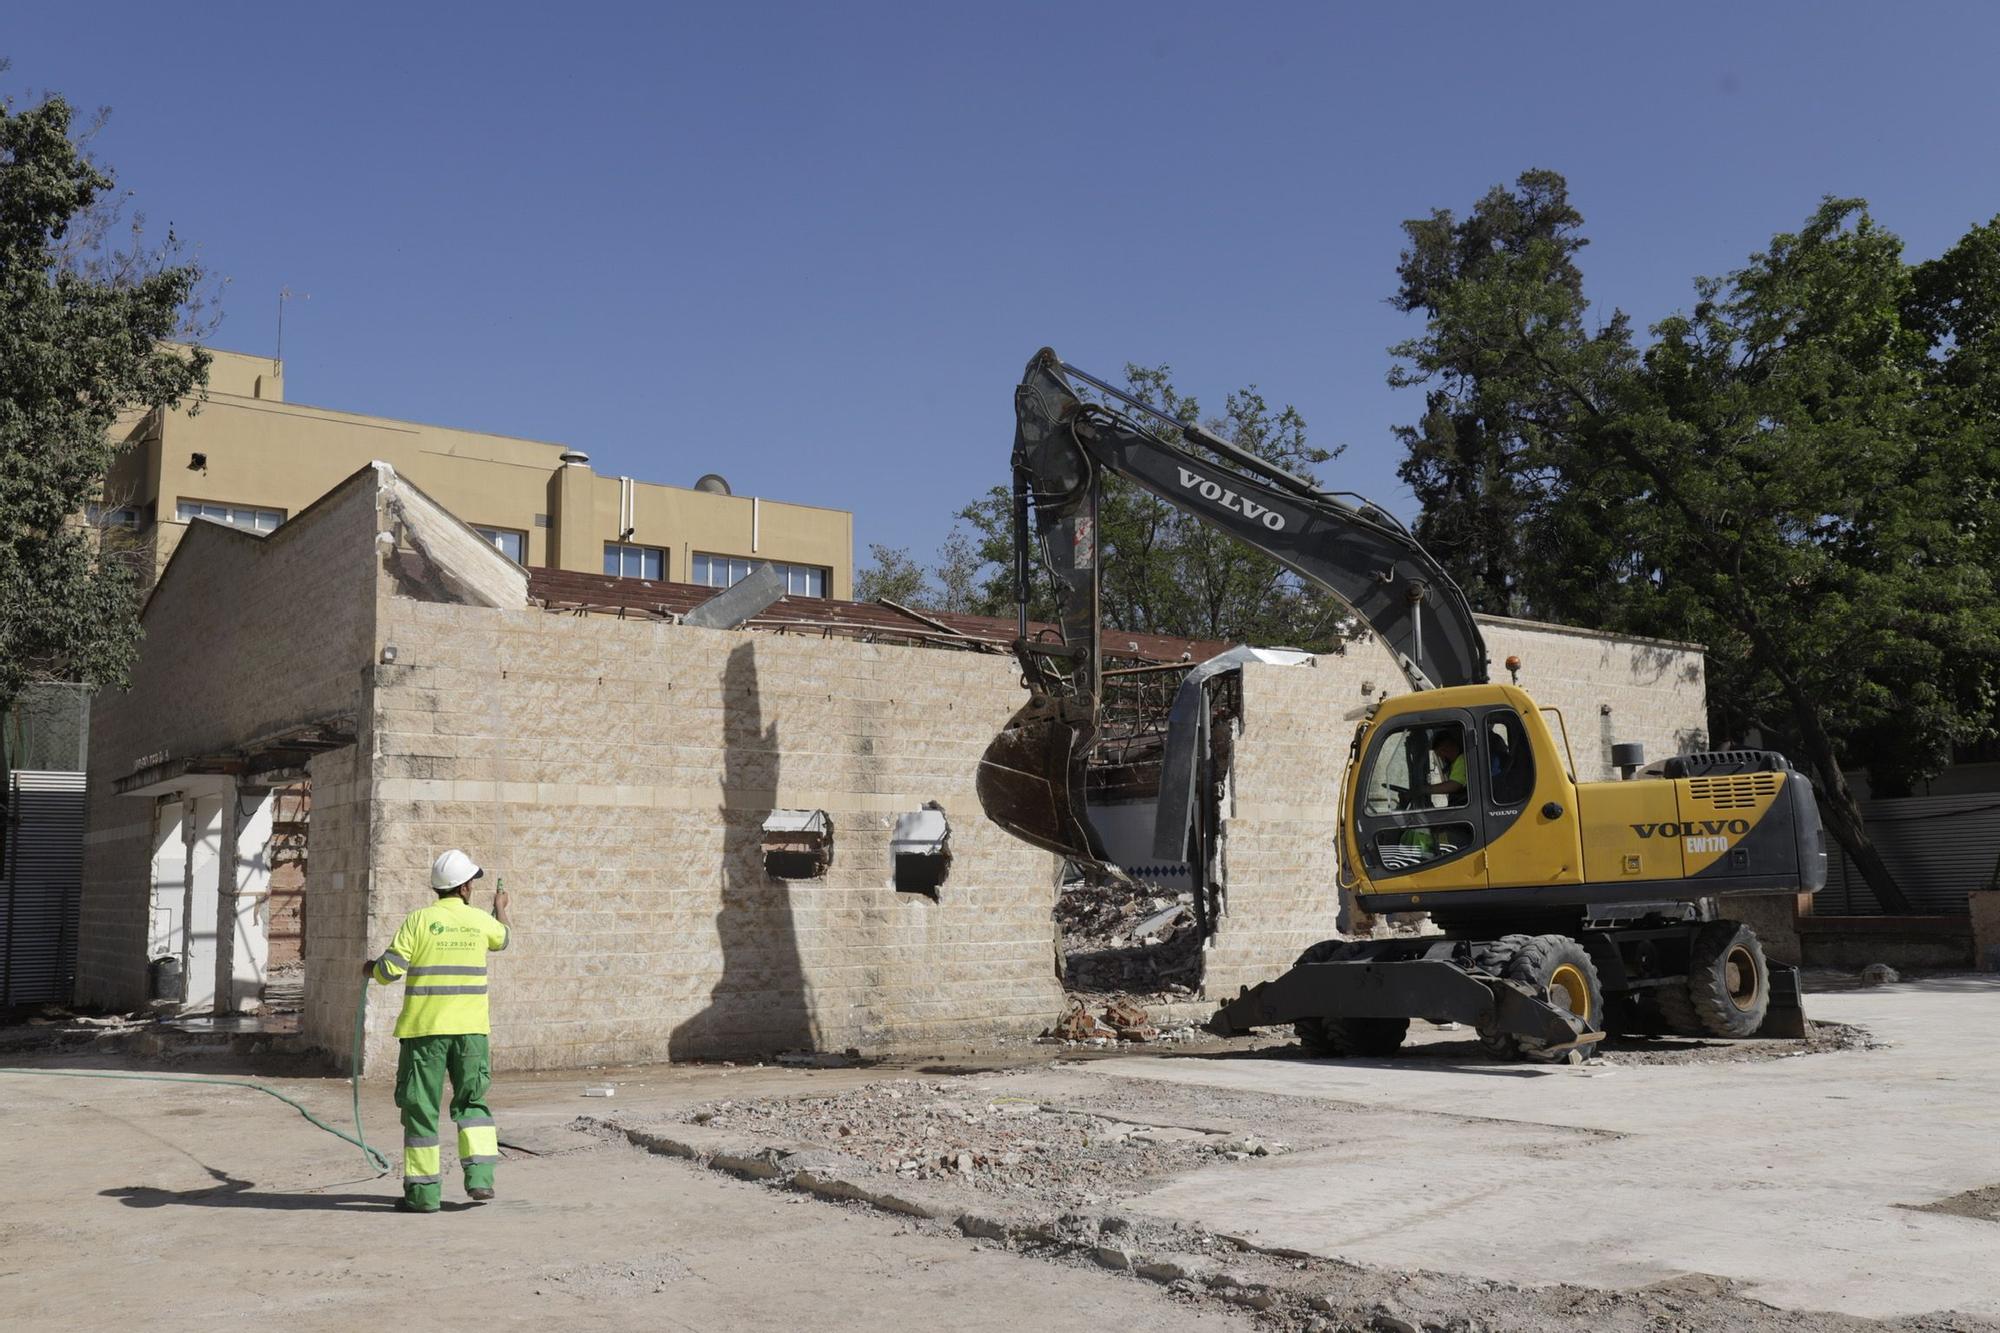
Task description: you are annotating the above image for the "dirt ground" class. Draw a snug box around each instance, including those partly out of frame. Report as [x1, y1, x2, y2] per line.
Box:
[4, 978, 1999, 1332]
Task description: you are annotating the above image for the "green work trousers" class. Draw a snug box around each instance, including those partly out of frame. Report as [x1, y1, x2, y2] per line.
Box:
[394, 1033, 497, 1210]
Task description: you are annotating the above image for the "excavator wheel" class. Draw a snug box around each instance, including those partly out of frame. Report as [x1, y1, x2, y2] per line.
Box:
[1683, 921, 1770, 1037]
[1295, 1015, 1410, 1059]
[1469, 934, 1532, 1058]
[1502, 934, 1604, 1062]
[1289, 940, 1410, 1059]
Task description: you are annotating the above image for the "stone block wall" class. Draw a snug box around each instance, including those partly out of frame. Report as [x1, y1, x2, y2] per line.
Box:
[76, 474, 381, 1011]
[1203, 648, 1387, 996]
[345, 600, 1064, 1072]
[1479, 617, 1707, 782]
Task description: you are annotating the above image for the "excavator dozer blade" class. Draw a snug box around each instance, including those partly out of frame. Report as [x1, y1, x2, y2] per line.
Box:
[976, 696, 1107, 865]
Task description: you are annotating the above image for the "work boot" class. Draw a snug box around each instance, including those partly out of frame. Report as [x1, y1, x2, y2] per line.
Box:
[467, 1187, 495, 1202]
[395, 1198, 439, 1214]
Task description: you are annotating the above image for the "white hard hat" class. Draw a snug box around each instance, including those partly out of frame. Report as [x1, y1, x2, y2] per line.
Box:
[431, 848, 483, 891]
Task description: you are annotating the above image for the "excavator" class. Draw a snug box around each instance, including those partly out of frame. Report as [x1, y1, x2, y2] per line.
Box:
[978, 348, 1825, 1061]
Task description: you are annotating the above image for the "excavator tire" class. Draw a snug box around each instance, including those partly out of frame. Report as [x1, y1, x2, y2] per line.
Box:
[1289, 940, 1410, 1059]
[1685, 921, 1770, 1037]
[1295, 1015, 1410, 1059]
[1469, 934, 1532, 1058]
[1649, 984, 1700, 1036]
[1503, 934, 1604, 1062]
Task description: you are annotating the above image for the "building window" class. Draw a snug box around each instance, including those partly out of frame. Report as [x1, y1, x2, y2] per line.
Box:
[88, 504, 144, 529]
[604, 542, 664, 580]
[473, 526, 526, 563]
[176, 500, 283, 533]
[693, 552, 827, 599]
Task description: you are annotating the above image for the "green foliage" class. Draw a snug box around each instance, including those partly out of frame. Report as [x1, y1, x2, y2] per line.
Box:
[853, 544, 929, 605]
[1393, 176, 2000, 911]
[951, 365, 1350, 648]
[1389, 170, 1636, 614]
[0, 89, 210, 713]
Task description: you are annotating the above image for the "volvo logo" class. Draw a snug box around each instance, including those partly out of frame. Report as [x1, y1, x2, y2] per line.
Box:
[1176, 466, 1286, 531]
[1631, 819, 1751, 838]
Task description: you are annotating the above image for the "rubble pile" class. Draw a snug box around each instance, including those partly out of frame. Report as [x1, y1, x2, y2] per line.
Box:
[674, 1078, 1287, 1204]
[1056, 879, 1204, 995]
[1039, 998, 1205, 1046]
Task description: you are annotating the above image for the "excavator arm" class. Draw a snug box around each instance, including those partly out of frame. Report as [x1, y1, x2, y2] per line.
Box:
[977, 347, 1488, 864]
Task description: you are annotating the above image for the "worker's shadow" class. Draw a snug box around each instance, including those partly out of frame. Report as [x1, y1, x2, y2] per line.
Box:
[103, 1168, 417, 1212]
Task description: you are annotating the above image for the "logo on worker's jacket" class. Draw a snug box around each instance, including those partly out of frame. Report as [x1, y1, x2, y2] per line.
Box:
[429, 922, 446, 935]
[1176, 466, 1286, 531]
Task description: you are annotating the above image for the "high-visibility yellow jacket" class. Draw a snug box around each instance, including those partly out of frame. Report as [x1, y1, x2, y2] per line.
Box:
[371, 897, 509, 1038]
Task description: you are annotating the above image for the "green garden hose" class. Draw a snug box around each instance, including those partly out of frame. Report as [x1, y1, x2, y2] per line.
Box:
[0, 978, 391, 1176]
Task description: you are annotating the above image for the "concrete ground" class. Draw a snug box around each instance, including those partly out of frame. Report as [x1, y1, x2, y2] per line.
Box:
[1105, 977, 2000, 1321]
[3, 978, 1997, 1330]
[0, 1059, 1240, 1331]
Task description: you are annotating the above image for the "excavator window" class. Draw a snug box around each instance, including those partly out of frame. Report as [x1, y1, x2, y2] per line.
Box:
[1373, 822, 1475, 870]
[1362, 722, 1469, 814]
[1354, 710, 1488, 877]
[1485, 709, 1534, 806]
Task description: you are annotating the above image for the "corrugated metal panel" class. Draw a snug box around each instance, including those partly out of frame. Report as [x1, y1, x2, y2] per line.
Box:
[1820, 792, 2000, 916]
[2, 771, 86, 1005]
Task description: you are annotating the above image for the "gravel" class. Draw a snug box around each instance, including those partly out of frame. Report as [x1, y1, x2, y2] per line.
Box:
[670, 1075, 1292, 1205]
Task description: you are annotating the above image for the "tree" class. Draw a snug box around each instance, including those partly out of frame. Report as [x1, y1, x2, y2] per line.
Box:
[950, 364, 1351, 648]
[1395, 179, 2000, 914]
[853, 544, 929, 605]
[0, 88, 211, 716]
[1389, 170, 1635, 615]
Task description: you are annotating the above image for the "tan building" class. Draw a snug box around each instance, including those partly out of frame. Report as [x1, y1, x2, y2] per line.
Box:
[99, 348, 853, 597]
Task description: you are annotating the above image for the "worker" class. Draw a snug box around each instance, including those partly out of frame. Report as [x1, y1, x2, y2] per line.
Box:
[1426, 730, 1469, 804]
[365, 849, 513, 1213]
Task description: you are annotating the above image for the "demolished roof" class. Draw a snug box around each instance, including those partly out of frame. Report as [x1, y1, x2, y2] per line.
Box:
[528, 568, 1234, 666]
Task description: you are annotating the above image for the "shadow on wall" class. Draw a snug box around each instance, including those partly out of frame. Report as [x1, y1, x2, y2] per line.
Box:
[668, 641, 815, 1059]
[1624, 641, 1703, 688]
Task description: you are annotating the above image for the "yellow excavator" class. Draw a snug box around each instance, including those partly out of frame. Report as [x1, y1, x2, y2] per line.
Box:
[978, 349, 1824, 1060]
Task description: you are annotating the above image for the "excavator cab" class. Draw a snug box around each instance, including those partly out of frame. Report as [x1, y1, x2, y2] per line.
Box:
[1346, 686, 1585, 909]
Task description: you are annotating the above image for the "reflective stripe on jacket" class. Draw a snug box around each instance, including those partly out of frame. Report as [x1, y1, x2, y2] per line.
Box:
[372, 897, 509, 1037]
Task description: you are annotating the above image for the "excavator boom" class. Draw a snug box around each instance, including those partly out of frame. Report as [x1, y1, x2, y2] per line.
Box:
[976, 348, 1487, 865]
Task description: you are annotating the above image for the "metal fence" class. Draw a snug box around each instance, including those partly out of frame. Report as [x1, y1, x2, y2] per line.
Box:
[1, 684, 91, 1005]
[1819, 793, 2000, 916]
[1, 771, 86, 1005]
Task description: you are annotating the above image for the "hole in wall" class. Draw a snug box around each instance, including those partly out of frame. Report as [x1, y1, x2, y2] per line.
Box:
[762, 809, 833, 879]
[891, 802, 950, 897]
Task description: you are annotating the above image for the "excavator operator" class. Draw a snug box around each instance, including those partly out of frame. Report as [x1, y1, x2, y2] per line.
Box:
[1426, 729, 1468, 803]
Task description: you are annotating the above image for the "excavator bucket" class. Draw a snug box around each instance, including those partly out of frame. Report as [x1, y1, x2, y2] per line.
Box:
[975, 694, 1107, 864]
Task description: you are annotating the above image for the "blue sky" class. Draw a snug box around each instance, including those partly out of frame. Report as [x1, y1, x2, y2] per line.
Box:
[9, 3, 1998, 573]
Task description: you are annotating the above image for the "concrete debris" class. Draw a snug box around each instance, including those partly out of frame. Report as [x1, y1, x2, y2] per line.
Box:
[1370, 1303, 1423, 1333]
[1045, 999, 1164, 1044]
[1861, 963, 1901, 986]
[662, 1077, 1292, 1207]
[1057, 881, 1204, 995]
[1050, 1002, 1118, 1043]
[1101, 999, 1158, 1042]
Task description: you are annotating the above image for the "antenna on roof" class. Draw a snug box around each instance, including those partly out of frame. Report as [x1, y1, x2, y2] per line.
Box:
[276, 287, 310, 370]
